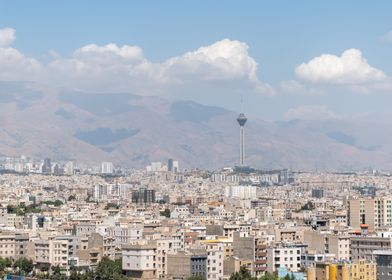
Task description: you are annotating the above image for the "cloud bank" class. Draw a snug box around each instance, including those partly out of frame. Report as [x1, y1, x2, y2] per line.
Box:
[0, 28, 272, 96]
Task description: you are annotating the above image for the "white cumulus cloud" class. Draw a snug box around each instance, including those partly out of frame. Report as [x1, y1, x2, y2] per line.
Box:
[0, 28, 44, 81]
[164, 39, 258, 82]
[0, 48, 43, 81]
[295, 49, 386, 85]
[0, 29, 273, 95]
[286, 105, 339, 121]
[45, 39, 273, 94]
[0, 28, 15, 47]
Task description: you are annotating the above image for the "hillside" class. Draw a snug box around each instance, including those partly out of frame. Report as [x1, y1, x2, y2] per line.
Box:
[1, 81, 392, 171]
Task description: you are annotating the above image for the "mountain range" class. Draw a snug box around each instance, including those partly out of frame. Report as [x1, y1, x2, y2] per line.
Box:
[1, 81, 392, 171]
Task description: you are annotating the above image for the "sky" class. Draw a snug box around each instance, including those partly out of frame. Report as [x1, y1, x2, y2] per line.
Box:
[0, 1, 392, 121]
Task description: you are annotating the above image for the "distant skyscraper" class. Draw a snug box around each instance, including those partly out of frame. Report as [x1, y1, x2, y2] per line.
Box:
[132, 188, 156, 204]
[168, 159, 174, 172]
[168, 159, 179, 173]
[41, 158, 52, 174]
[101, 162, 114, 175]
[311, 188, 324, 199]
[236, 113, 247, 166]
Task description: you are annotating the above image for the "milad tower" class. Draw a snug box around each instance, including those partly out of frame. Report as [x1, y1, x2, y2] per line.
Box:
[236, 113, 247, 166]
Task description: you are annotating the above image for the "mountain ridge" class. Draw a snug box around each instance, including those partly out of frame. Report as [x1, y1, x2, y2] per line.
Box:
[1, 81, 392, 171]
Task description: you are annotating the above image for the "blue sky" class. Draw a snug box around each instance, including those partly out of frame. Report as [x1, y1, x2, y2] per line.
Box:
[1, 1, 392, 120]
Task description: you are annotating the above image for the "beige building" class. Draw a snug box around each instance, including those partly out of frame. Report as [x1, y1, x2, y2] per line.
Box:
[303, 231, 351, 261]
[29, 238, 69, 271]
[166, 249, 207, 280]
[348, 197, 392, 231]
[0, 232, 16, 259]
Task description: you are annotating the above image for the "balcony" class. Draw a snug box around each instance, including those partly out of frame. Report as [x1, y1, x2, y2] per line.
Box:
[256, 252, 267, 257]
[255, 267, 267, 271]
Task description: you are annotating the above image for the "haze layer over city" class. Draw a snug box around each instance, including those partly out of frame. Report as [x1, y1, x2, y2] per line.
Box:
[0, 1, 392, 280]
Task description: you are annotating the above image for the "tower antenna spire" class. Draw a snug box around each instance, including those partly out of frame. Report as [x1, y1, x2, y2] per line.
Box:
[240, 92, 244, 113]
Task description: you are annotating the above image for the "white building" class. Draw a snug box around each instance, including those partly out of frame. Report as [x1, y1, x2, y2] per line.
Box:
[64, 161, 74, 175]
[205, 241, 224, 279]
[266, 243, 307, 272]
[101, 162, 114, 174]
[122, 242, 157, 279]
[225, 185, 257, 199]
[93, 184, 132, 201]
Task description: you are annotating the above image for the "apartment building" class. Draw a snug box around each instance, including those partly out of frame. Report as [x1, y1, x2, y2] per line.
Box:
[105, 224, 143, 245]
[266, 243, 307, 272]
[254, 237, 268, 277]
[308, 259, 376, 280]
[156, 238, 182, 277]
[348, 197, 392, 231]
[204, 240, 224, 279]
[303, 231, 351, 260]
[122, 242, 157, 279]
[351, 233, 392, 262]
[166, 249, 207, 279]
[374, 250, 392, 280]
[0, 232, 16, 259]
[29, 238, 69, 271]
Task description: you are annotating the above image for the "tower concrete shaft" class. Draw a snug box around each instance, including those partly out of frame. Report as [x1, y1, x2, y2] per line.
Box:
[236, 113, 247, 166]
[240, 126, 245, 166]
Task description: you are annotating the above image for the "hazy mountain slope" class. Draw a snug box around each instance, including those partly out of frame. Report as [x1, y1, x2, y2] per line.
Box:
[1, 81, 392, 171]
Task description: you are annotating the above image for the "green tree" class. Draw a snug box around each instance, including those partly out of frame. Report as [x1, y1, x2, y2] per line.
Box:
[13, 258, 33, 275]
[69, 269, 94, 280]
[259, 272, 279, 280]
[0, 257, 12, 277]
[50, 265, 65, 280]
[69, 270, 83, 280]
[0, 257, 12, 271]
[6, 205, 14, 214]
[301, 201, 315, 211]
[42, 200, 64, 207]
[94, 257, 126, 280]
[229, 266, 254, 280]
[160, 208, 171, 218]
[104, 203, 119, 210]
[283, 274, 295, 280]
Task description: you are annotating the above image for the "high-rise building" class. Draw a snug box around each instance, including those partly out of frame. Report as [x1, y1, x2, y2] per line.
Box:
[41, 158, 52, 174]
[225, 185, 257, 199]
[168, 159, 174, 172]
[348, 197, 392, 230]
[236, 113, 247, 166]
[168, 159, 179, 172]
[64, 161, 74, 175]
[101, 162, 114, 175]
[278, 169, 295, 185]
[312, 188, 325, 198]
[132, 188, 156, 204]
